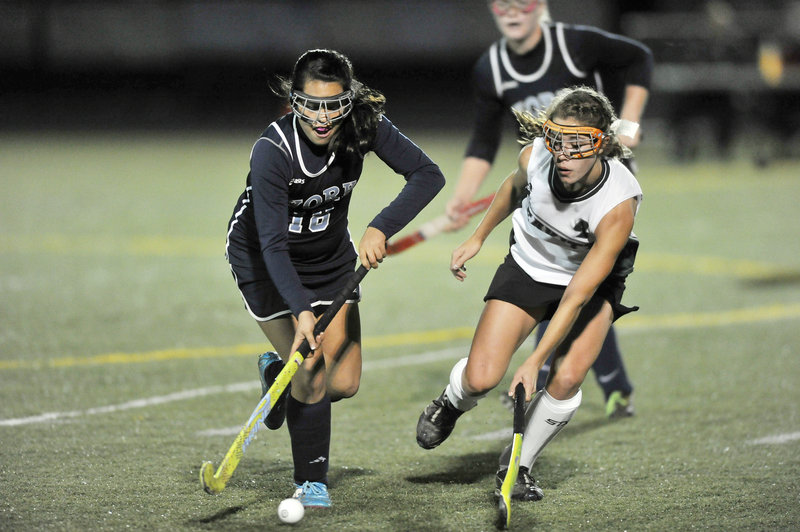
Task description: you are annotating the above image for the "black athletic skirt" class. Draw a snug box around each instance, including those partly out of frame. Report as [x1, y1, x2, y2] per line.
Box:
[484, 254, 638, 322]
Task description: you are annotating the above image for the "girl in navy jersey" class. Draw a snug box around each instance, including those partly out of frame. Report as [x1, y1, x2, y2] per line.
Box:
[417, 86, 641, 502]
[446, 0, 652, 418]
[226, 49, 444, 507]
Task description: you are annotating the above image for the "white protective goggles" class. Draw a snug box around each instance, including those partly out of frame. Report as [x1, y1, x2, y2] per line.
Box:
[290, 90, 353, 126]
[489, 0, 540, 16]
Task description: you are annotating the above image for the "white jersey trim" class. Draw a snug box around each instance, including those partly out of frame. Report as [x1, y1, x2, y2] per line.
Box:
[225, 186, 251, 263]
[496, 22, 554, 86]
[489, 42, 504, 98]
[555, 22, 587, 78]
[268, 122, 293, 160]
[292, 115, 336, 178]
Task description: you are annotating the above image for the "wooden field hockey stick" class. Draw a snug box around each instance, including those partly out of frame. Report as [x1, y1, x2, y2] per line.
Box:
[496, 383, 526, 530]
[385, 193, 495, 255]
[200, 264, 369, 495]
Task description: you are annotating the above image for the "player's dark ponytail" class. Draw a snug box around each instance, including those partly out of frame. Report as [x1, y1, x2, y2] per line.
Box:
[335, 80, 386, 157]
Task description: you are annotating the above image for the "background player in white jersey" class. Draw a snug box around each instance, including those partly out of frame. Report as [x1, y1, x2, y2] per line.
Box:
[226, 49, 444, 508]
[417, 86, 642, 501]
[447, 0, 652, 418]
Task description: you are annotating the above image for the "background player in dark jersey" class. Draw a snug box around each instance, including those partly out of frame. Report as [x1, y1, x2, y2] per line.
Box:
[225, 49, 445, 508]
[446, 0, 652, 418]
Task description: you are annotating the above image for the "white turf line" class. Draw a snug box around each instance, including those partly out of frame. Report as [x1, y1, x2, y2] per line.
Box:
[0, 346, 467, 428]
[2, 343, 799, 447]
[746, 432, 800, 445]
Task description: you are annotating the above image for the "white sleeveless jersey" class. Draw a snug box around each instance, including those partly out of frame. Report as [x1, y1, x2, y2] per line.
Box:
[510, 139, 642, 286]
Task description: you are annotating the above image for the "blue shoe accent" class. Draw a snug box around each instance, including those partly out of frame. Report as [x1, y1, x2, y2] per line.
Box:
[292, 481, 331, 508]
[257, 352, 287, 430]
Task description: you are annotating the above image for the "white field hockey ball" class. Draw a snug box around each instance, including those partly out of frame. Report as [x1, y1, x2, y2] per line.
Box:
[277, 497, 304, 524]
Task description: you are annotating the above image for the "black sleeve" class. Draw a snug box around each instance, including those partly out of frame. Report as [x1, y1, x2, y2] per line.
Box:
[464, 53, 508, 164]
[367, 116, 445, 239]
[250, 137, 314, 317]
[567, 25, 654, 89]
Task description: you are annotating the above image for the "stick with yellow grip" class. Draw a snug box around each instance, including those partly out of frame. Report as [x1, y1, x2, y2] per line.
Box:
[200, 264, 369, 494]
[496, 382, 526, 529]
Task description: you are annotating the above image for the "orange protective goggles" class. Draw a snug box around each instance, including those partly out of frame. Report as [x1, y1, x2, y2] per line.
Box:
[542, 120, 605, 160]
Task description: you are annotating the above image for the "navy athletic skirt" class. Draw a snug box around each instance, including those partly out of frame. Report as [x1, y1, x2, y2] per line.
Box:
[230, 259, 361, 322]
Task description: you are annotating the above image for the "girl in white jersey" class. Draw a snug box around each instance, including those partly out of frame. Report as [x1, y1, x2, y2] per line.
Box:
[416, 86, 642, 502]
[446, 0, 652, 420]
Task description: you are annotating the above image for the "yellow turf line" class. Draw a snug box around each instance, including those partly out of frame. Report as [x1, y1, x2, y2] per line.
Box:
[1, 233, 798, 279]
[1, 303, 799, 371]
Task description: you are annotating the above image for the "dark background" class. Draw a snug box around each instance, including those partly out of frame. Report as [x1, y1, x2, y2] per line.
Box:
[2, 0, 799, 158]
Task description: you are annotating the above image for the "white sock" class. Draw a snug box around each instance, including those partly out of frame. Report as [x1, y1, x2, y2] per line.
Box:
[498, 390, 544, 468]
[519, 389, 582, 469]
[444, 357, 487, 412]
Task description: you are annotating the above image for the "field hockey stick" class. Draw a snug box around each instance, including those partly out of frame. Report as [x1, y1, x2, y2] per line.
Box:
[200, 264, 369, 495]
[385, 193, 495, 255]
[496, 383, 525, 530]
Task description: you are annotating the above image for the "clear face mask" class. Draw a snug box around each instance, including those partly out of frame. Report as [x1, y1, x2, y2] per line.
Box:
[290, 90, 353, 127]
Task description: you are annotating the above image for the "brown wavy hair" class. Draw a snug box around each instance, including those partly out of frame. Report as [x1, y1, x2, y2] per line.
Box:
[513, 85, 631, 159]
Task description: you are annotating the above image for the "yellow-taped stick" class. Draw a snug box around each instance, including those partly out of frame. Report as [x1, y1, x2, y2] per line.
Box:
[496, 383, 525, 530]
[200, 265, 369, 495]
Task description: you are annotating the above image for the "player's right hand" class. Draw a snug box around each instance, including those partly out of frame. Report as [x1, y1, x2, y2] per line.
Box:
[444, 197, 471, 232]
[450, 236, 482, 281]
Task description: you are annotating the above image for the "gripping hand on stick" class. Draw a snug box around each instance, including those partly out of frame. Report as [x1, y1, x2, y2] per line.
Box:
[450, 235, 483, 282]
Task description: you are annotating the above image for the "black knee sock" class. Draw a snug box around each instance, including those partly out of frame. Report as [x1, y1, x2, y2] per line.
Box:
[286, 394, 331, 486]
[535, 322, 554, 390]
[590, 327, 633, 399]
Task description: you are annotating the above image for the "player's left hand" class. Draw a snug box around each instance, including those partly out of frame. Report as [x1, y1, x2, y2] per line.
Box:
[444, 197, 471, 232]
[358, 226, 387, 269]
[292, 310, 323, 358]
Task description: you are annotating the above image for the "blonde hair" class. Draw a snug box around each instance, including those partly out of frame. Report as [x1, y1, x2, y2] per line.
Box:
[540, 1, 551, 23]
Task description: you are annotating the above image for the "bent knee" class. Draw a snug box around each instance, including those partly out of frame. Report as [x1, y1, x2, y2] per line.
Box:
[463, 369, 500, 396]
[549, 368, 584, 397]
[328, 381, 360, 402]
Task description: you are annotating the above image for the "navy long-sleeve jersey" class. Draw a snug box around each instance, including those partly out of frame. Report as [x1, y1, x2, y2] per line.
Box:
[467, 21, 653, 164]
[226, 113, 445, 317]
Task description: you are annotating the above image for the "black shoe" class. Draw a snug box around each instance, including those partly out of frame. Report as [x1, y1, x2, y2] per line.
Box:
[258, 352, 288, 430]
[416, 389, 464, 449]
[495, 466, 544, 502]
